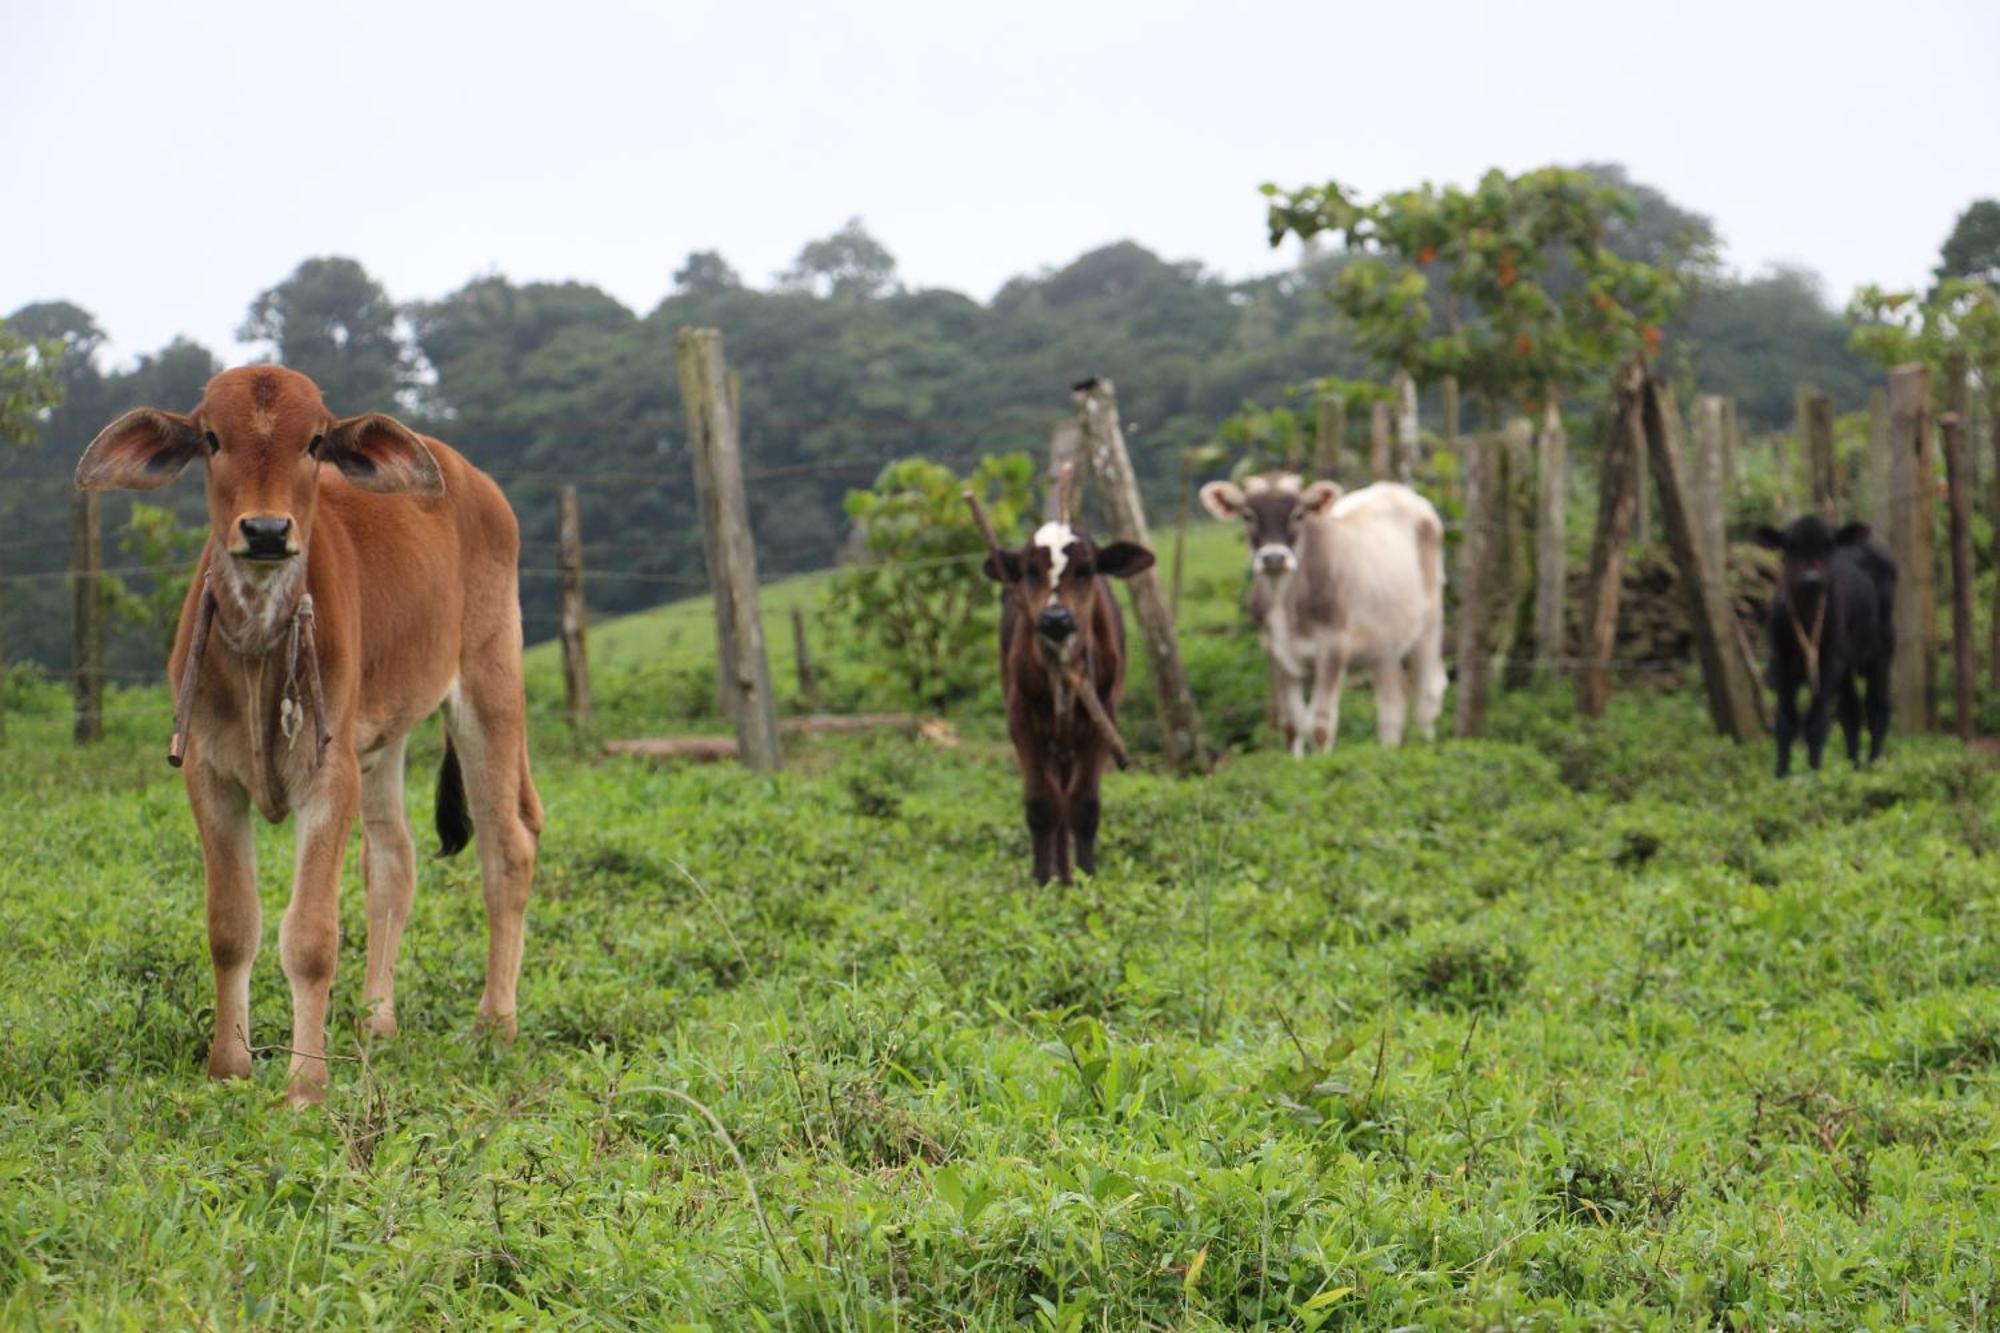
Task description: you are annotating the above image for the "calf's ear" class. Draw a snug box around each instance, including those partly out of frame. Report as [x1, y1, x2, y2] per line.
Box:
[1834, 522, 1871, 547]
[1095, 541, 1155, 579]
[1198, 481, 1246, 520]
[75, 409, 204, 491]
[323, 413, 444, 496]
[1751, 525, 1786, 550]
[1300, 481, 1343, 515]
[982, 550, 1023, 582]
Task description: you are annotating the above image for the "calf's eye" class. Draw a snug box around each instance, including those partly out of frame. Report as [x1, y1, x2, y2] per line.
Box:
[204, 430, 220, 454]
[307, 434, 323, 458]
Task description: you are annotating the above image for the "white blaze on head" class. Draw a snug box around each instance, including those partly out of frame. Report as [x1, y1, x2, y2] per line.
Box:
[1034, 521, 1075, 584]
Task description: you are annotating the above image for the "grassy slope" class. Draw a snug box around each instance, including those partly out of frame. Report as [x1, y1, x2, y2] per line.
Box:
[3, 520, 2000, 1326]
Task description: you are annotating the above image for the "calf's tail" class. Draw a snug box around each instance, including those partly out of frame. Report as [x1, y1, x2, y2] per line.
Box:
[436, 738, 473, 858]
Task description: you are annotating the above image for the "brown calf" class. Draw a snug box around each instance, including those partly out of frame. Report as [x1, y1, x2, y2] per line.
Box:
[983, 520, 1153, 884]
[76, 366, 542, 1105]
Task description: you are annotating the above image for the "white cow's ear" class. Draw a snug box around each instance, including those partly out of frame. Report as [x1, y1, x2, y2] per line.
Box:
[1300, 481, 1342, 515]
[1199, 481, 1246, 520]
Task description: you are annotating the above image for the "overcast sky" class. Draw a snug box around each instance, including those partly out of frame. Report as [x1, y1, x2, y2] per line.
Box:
[5, 0, 1996, 367]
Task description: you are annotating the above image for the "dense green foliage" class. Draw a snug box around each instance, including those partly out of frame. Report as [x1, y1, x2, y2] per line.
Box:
[1, 164, 1890, 680]
[828, 453, 1036, 710]
[4, 674, 1999, 1325]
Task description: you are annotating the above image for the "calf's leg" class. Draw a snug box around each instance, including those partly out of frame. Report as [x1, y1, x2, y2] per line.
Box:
[445, 661, 543, 1042]
[281, 751, 361, 1106]
[190, 764, 258, 1081]
[1070, 754, 1104, 879]
[1373, 660, 1408, 747]
[1307, 649, 1349, 753]
[1801, 685, 1834, 773]
[1774, 677, 1799, 778]
[1836, 676, 1864, 768]
[358, 736, 416, 1038]
[1409, 608, 1448, 741]
[1864, 662, 1891, 763]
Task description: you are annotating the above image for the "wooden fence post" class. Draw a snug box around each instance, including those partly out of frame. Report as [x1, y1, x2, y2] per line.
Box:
[1491, 416, 1535, 672]
[1314, 395, 1344, 483]
[1692, 395, 1729, 583]
[1577, 362, 1644, 718]
[71, 490, 103, 745]
[1887, 363, 1936, 734]
[556, 485, 591, 733]
[678, 327, 781, 772]
[791, 606, 819, 711]
[1046, 421, 1083, 521]
[1073, 376, 1207, 770]
[1799, 386, 1836, 519]
[1369, 400, 1391, 482]
[1393, 370, 1419, 483]
[1644, 374, 1762, 740]
[1454, 430, 1497, 736]
[1942, 351, 1974, 740]
[1533, 398, 1568, 675]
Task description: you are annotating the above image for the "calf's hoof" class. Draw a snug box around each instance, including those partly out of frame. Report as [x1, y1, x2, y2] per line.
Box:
[284, 1075, 327, 1110]
[207, 1044, 253, 1081]
[360, 1006, 398, 1040]
[475, 1008, 519, 1044]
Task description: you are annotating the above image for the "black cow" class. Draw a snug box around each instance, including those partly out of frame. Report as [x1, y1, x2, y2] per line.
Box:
[1753, 516, 1897, 776]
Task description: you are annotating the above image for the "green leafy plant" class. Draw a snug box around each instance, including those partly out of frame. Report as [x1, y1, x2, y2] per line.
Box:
[828, 452, 1034, 709]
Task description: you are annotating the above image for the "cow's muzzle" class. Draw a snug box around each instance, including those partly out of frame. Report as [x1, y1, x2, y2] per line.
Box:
[1035, 604, 1077, 643]
[236, 515, 297, 562]
[1255, 544, 1296, 577]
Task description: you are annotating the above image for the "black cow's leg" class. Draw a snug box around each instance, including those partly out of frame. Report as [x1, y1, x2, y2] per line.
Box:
[1837, 676, 1863, 767]
[1774, 680, 1799, 778]
[1025, 787, 1060, 885]
[1865, 663, 1892, 764]
[1802, 686, 1834, 772]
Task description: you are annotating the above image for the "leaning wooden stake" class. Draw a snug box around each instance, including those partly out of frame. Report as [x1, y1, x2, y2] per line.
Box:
[1887, 363, 1937, 734]
[1577, 361, 1644, 718]
[1454, 429, 1496, 736]
[1644, 374, 1762, 740]
[1942, 352, 1975, 740]
[678, 328, 781, 772]
[556, 484, 591, 733]
[71, 490, 103, 745]
[1532, 398, 1568, 676]
[1073, 377, 1207, 770]
[963, 487, 1130, 770]
[1692, 395, 1730, 584]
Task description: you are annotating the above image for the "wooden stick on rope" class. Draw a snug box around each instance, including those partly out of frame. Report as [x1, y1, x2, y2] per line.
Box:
[962, 488, 1131, 770]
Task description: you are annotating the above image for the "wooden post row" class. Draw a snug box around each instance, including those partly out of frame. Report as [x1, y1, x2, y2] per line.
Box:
[1533, 399, 1567, 675]
[678, 328, 781, 772]
[556, 485, 591, 732]
[1942, 351, 1974, 740]
[1886, 363, 1936, 734]
[1368, 400, 1391, 482]
[1798, 385, 1836, 519]
[71, 491, 103, 745]
[1073, 377, 1207, 770]
[1393, 370, 1418, 483]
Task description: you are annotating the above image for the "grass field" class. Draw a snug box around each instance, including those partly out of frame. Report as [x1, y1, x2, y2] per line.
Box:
[5, 526, 2000, 1327]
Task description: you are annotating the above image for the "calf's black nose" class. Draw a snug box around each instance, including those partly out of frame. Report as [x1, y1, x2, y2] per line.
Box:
[239, 516, 294, 559]
[1035, 605, 1077, 641]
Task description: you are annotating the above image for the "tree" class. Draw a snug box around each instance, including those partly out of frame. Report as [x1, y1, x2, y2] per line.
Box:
[1262, 166, 1687, 418]
[674, 250, 743, 298]
[781, 218, 899, 300]
[239, 257, 406, 410]
[0, 318, 64, 444]
[1935, 200, 2000, 291]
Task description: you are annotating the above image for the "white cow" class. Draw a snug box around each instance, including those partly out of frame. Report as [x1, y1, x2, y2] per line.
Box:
[1200, 474, 1447, 754]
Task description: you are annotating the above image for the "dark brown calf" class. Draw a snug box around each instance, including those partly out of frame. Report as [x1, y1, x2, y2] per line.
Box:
[984, 521, 1153, 883]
